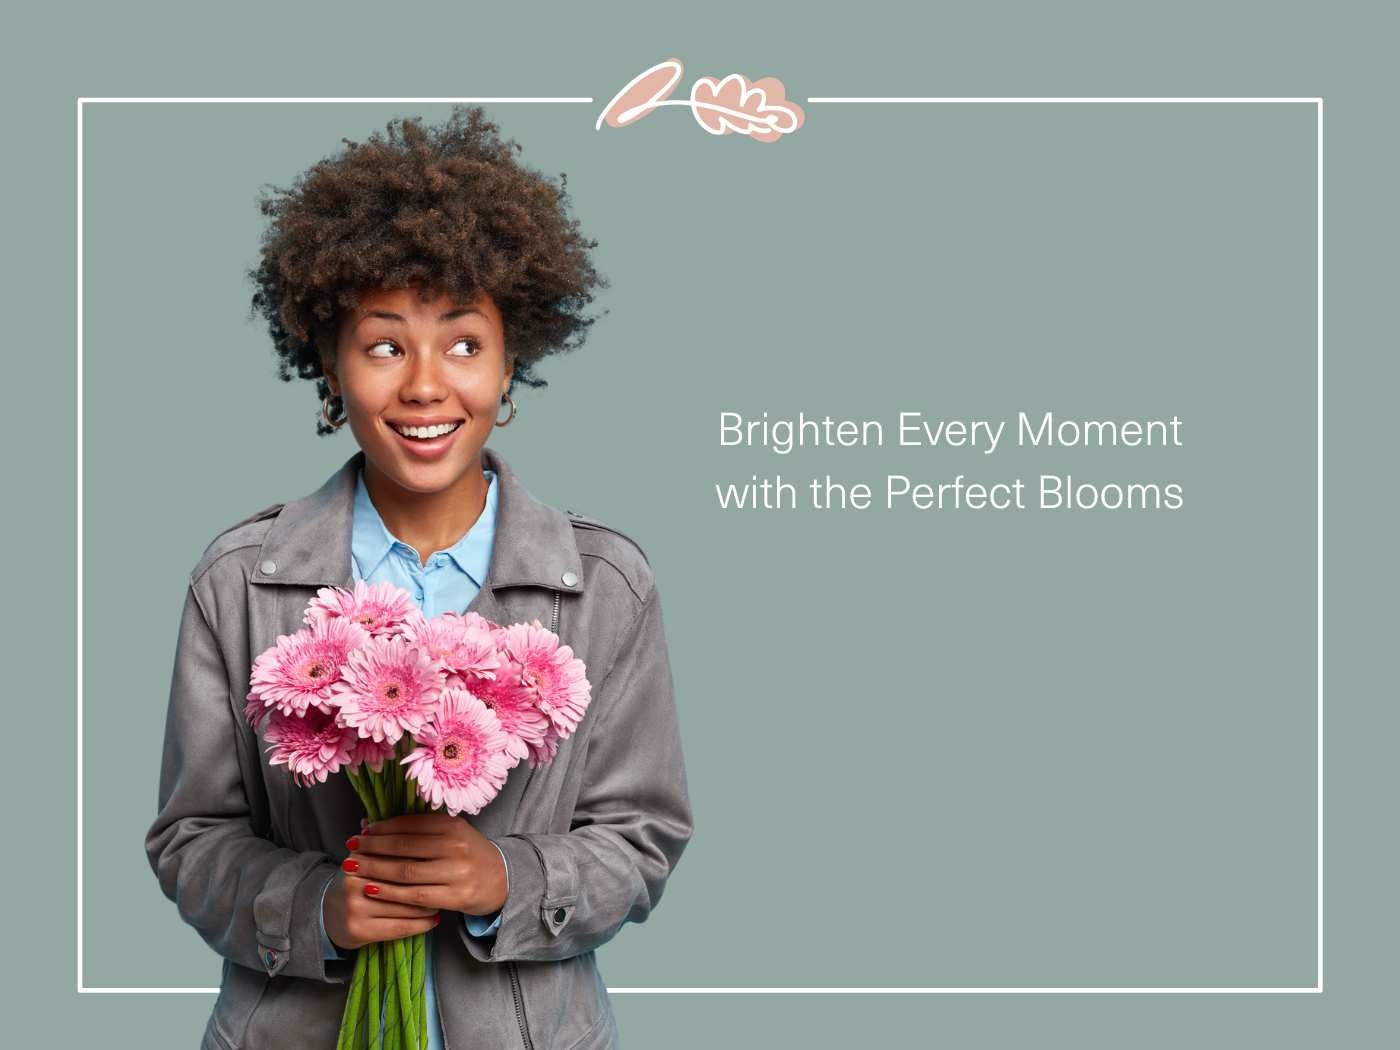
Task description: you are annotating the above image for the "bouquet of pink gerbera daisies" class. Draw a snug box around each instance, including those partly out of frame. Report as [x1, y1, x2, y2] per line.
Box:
[243, 580, 591, 1050]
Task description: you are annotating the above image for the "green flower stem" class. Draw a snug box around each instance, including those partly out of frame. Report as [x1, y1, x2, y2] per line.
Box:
[393, 936, 419, 1050]
[348, 767, 382, 828]
[336, 946, 365, 1050]
[359, 745, 432, 1049]
[367, 941, 383, 1050]
[396, 740, 410, 812]
[383, 939, 402, 1050]
[408, 932, 422, 1050]
[368, 763, 390, 821]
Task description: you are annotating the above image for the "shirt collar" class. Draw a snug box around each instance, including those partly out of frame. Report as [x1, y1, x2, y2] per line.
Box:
[351, 466, 498, 586]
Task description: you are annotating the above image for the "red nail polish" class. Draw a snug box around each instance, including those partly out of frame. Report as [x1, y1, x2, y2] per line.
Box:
[365, 884, 380, 896]
[346, 836, 361, 851]
[431, 914, 441, 925]
[342, 858, 359, 873]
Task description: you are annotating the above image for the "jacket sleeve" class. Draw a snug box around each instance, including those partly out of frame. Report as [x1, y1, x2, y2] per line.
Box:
[457, 578, 694, 963]
[145, 580, 354, 984]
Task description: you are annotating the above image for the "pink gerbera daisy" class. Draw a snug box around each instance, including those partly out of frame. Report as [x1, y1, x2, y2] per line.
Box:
[244, 688, 267, 731]
[402, 687, 515, 816]
[345, 733, 397, 775]
[459, 611, 503, 642]
[401, 610, 501, 685]
[264, 706, 359, 787]
[497, 620, 592, 736]
[246, 617, 371, 721]
[329, 634, 445, 745]
[468, 660, 552, 764]
[304, 580, 420, 638]
[524, 726, 563, 770]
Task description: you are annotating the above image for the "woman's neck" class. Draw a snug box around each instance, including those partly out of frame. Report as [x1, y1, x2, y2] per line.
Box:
[362, 458, 489, 566]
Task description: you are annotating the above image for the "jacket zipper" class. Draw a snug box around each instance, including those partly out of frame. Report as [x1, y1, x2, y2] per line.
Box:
[502, 589, 557, 1050]
[507, 962, 535, 1049]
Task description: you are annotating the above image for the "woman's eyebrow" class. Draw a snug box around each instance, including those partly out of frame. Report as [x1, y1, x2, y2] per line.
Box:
[356, 307, 485, 327]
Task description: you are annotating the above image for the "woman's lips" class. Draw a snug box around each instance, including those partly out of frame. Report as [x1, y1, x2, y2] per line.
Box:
[389, 422, 463, 460]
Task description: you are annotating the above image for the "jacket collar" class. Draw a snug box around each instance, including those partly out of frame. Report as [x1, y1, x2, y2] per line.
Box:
[253, 445, 584, 595]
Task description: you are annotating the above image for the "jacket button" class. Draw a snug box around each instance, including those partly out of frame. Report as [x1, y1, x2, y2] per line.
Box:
[553, 907, 567, 924]
[561, 571, 578, 587]
[259, 560, 277, 575]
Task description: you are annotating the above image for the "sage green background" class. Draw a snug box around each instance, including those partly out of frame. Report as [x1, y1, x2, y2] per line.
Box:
[6, 0, 1397, 1045]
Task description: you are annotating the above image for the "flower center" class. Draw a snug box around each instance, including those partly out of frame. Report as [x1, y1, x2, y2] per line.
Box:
[305, 661, 327, 680]
[383, 683, 401, 702]
[439, 735, 476, 768]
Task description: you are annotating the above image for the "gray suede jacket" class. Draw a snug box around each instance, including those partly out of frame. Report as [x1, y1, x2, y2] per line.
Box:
[145, 446, 693, 1050]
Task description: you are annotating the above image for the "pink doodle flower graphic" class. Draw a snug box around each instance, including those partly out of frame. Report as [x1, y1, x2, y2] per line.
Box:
[689, 73, 803, 141]
[597, 58, 804, 142]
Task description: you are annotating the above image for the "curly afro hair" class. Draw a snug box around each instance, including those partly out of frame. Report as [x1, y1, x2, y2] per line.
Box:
[247, 105, 609, 435]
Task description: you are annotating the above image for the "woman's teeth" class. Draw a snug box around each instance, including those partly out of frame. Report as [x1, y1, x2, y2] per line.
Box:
[392, 421, 462, 440]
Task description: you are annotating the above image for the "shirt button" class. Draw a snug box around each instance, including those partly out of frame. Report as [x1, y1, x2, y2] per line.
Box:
[553, 907, 567, 924]
[561, 571, 578, 587]
[259, 560, 277, 575]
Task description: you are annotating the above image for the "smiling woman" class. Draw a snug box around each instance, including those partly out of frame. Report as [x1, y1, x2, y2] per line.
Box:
[146, 105, 693, 1050]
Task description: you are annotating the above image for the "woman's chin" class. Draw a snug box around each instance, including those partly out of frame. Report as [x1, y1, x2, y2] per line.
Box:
[368, 441, 480, 494]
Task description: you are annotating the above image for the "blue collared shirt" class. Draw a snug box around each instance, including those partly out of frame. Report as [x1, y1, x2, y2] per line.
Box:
[317, 465, 506, 1049]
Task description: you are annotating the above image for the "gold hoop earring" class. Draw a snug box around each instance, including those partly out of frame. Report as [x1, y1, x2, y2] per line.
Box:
[495, 392, 517, 428]
[321, 394, 347, 430]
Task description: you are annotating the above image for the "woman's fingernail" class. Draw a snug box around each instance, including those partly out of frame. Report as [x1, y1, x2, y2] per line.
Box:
[342, 858, 359, 873]
[431, 914, 441, 925]
[365, 884, 380, 896]
[346, 836, 361, 851]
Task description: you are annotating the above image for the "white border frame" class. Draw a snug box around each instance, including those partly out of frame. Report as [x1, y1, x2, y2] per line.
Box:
[76, 94, 1321, 996]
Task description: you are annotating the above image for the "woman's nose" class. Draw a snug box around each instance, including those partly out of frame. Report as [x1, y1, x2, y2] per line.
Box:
[400, 348, 449, 400]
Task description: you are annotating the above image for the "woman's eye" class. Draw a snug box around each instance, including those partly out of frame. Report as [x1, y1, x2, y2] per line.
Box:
[366, 339, 477, 358]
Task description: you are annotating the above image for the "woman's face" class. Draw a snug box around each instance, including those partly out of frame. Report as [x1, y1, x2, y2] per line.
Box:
[321, 284, 513, 496]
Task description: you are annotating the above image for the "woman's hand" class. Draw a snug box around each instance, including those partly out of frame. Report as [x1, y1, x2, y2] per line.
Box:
[329, 812, 508, 949]
[324, 865, 440, 951]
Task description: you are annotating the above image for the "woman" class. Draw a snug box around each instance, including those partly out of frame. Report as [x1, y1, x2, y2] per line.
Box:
[145, 106, 693, 1050]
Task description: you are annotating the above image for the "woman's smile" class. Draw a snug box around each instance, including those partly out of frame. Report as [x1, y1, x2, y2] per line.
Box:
[386, 417, 466, 460]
